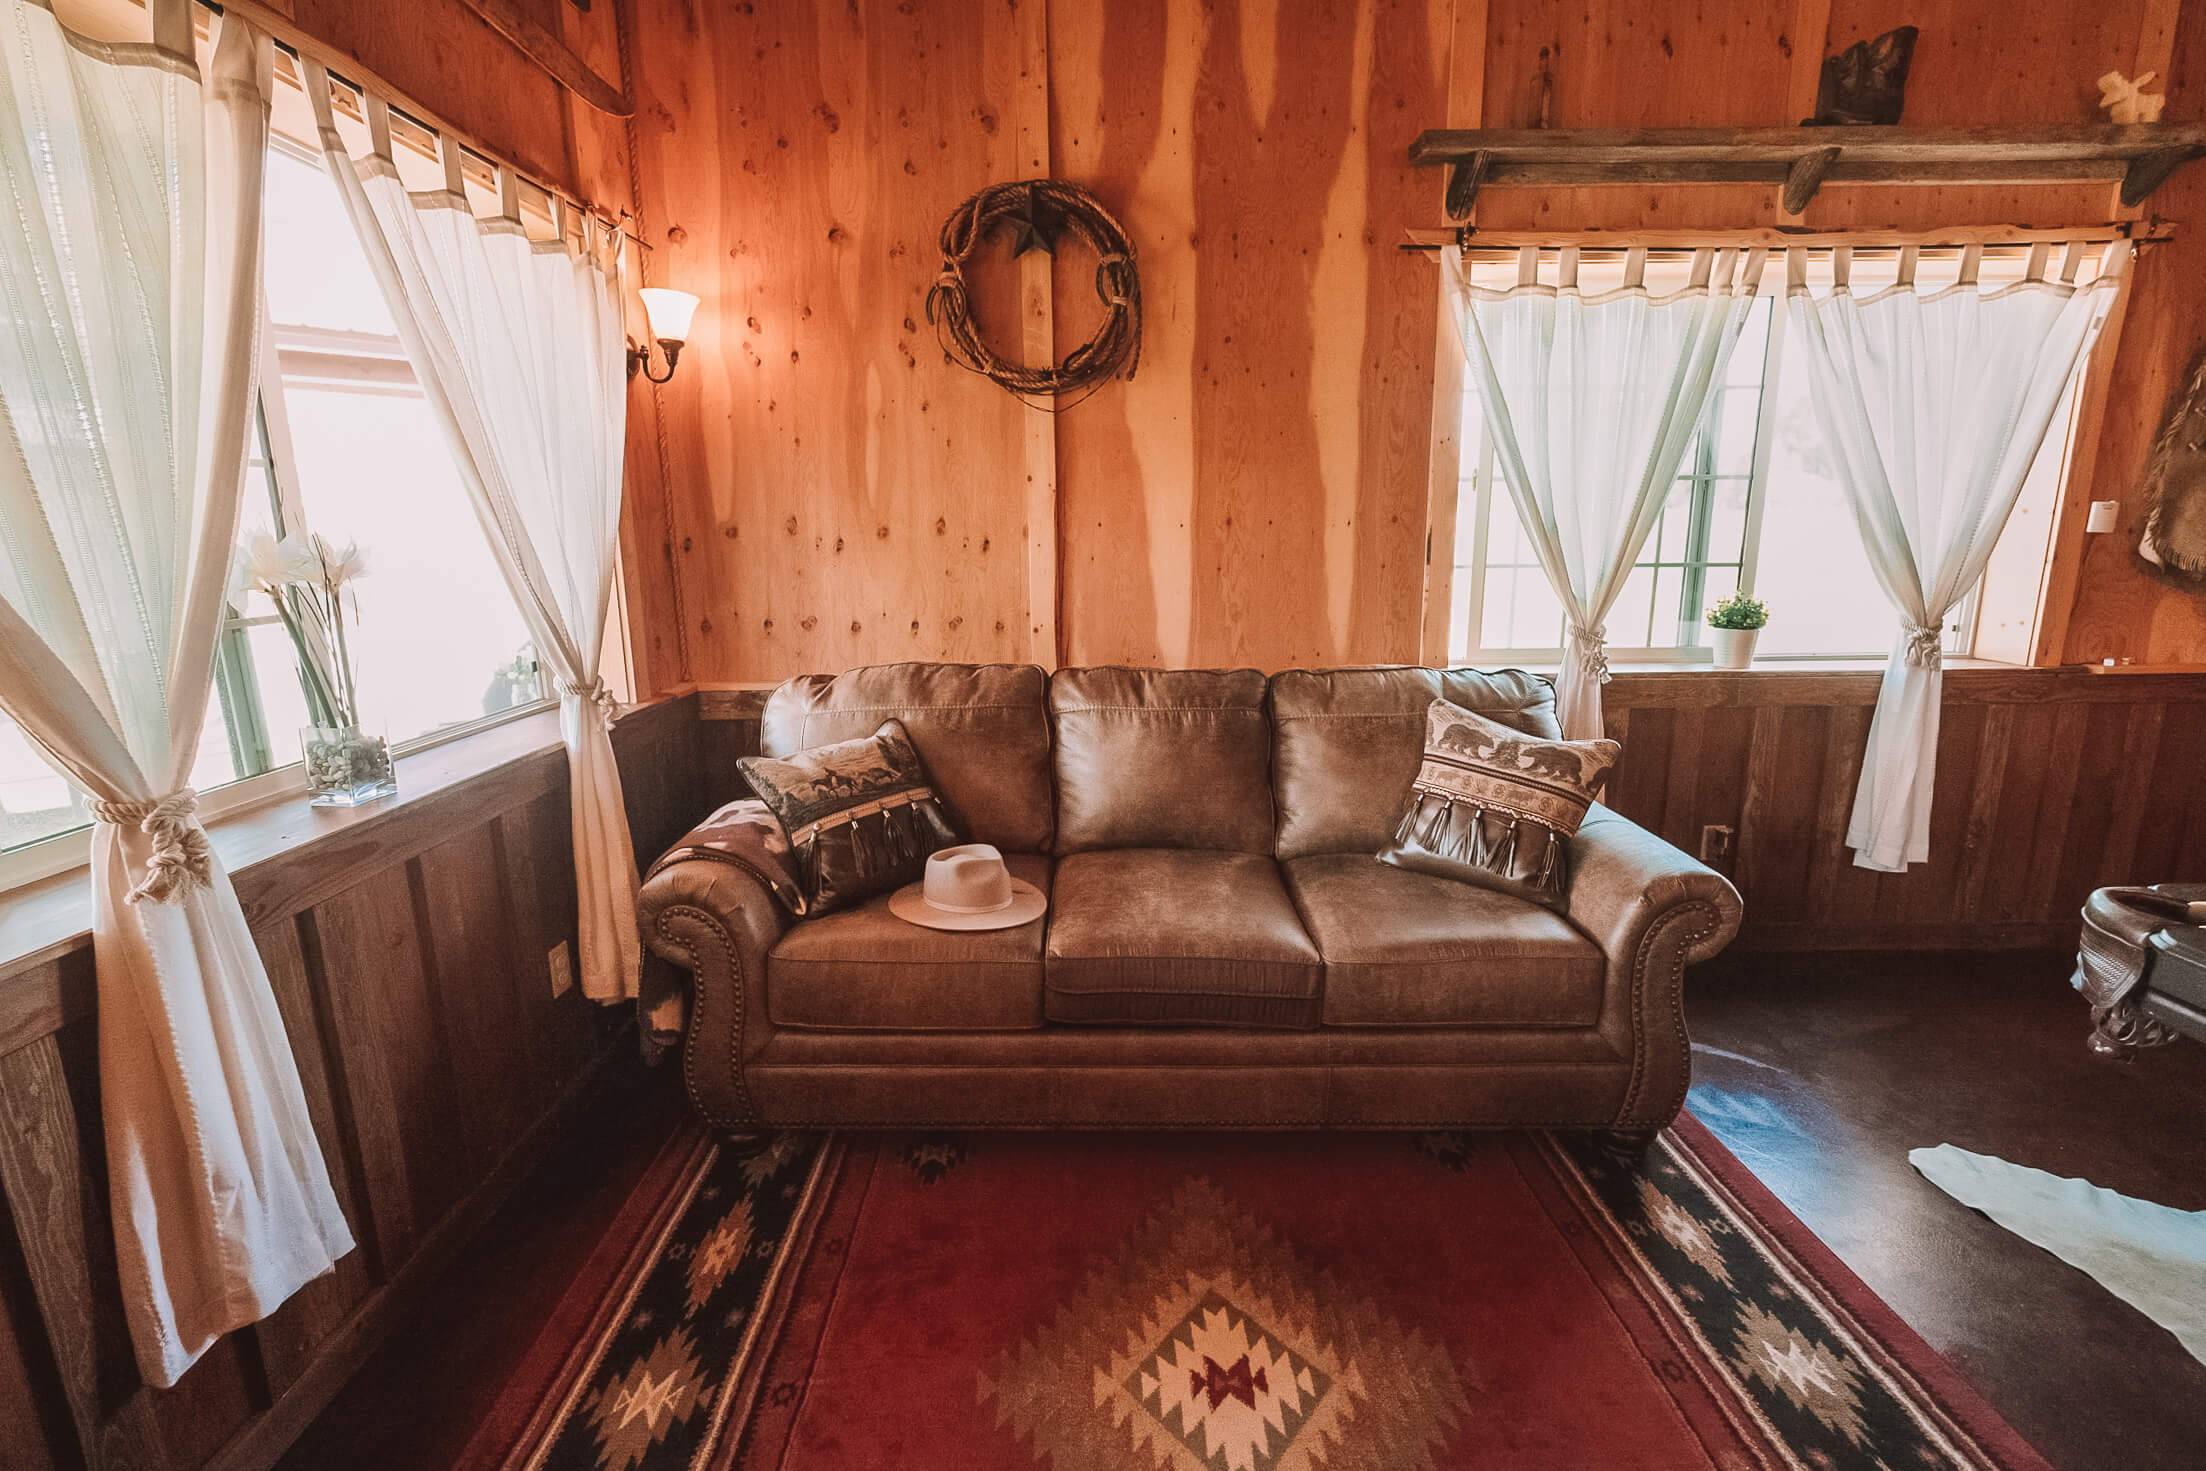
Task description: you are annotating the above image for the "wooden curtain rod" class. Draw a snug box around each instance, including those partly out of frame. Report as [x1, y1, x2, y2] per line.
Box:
[195, 0, 628, 115]
[186, 0, 649, 251]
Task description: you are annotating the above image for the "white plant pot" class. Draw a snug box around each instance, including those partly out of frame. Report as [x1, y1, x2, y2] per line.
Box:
[1709, 626, 1761, 670]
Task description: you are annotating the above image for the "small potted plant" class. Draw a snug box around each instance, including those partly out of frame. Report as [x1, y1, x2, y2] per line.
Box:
[1705, 591, 1769, 670]
[231, 530, 397, 807]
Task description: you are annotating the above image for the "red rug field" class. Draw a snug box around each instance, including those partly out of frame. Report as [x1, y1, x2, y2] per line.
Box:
[475, 1120, 2049, 1471]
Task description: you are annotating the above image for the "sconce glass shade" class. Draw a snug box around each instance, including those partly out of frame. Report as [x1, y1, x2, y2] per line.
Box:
[638, 287, 700, 345]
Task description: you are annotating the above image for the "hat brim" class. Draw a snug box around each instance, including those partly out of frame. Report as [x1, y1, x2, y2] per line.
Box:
[887, 877, 1049, 931]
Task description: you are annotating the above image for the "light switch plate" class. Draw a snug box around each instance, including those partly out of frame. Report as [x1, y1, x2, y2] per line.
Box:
[549, 940, 575, 998]
[2086, 499, 2121, 534]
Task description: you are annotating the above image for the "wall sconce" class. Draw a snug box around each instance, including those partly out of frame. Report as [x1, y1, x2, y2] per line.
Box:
[628, 287, 699, 383]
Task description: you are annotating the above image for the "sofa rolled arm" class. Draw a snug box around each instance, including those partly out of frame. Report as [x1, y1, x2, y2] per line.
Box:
[1566, 803, 1744, 1130]
[640, 807, 801, 1129]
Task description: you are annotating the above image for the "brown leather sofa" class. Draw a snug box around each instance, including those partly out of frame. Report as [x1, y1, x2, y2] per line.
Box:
[641, 662, 1742, 1137]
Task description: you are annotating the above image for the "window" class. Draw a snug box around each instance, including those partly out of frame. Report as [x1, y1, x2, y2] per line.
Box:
[0, 135, 548, 884]
[1444, 244, 2108, 664]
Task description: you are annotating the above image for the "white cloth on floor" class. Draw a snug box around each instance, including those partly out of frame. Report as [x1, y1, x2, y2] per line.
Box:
[1910, 1144, 2206, 1365]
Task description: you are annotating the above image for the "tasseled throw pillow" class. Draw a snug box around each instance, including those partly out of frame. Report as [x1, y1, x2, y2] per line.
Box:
[737, 719, 962, 916]
[1378, 698, 1620, 909]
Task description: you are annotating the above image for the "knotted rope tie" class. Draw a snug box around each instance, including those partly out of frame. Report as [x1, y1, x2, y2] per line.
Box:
[1566, 623, 1612, 685]
[1901, 623, 1945, 670]
[89, 790, 212, 904]
[560, 677, 619, 722]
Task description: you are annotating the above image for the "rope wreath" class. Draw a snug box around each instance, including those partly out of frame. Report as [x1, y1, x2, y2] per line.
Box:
[924, 180, 1141, 407]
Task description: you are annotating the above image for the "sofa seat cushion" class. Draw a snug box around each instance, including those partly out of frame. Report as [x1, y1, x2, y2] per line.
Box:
[1045, 850, 1323, 1028]
[1283, 855, 1604, 1028]
[767, 853, 1051, 1031]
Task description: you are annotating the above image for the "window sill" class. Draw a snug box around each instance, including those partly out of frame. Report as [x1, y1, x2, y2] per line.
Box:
[1460, 656, 2021, 677]
[0, 705, 583, 987]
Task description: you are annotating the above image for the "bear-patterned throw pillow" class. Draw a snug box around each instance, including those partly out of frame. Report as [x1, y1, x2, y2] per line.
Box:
[1378, 698, 1620, 909]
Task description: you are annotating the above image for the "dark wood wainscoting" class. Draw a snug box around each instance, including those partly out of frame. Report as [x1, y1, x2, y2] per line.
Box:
[0, 696, 701, 1471]
[1601, 669, 2206, 950]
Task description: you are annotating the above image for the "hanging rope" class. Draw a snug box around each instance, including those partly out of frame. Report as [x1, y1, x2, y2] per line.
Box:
[924, 180, 1141, 408]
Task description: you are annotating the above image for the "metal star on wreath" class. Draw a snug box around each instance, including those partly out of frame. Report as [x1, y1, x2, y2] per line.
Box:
[999, 183, 1062, 257]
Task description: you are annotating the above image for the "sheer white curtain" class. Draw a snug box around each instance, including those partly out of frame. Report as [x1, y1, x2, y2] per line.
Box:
[0, 0, 353, 1385]
[1445, 244, 1760, 738]
[1786, 243, 2119, 871]
[303, 66, 642, 1006]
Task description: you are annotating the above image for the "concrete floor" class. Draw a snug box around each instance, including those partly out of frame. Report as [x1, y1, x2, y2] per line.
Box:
[1689, 949, 2206, 1471]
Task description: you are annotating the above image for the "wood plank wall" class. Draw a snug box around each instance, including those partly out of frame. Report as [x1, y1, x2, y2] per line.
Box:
[1600, 669, 2206, 949]
[619, 0, 2206, 686]
[0, 699, 700, 1471]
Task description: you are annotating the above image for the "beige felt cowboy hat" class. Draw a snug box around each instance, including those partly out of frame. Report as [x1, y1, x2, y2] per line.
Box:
[889, 843, 1048, 931]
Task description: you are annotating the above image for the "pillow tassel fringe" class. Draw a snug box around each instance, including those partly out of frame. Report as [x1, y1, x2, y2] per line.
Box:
[1398, 791, 1567, 892]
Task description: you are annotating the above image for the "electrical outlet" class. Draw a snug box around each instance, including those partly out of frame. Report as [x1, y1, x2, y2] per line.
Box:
[1699, 824, 1734, 866]
[549, 940, 575, 998]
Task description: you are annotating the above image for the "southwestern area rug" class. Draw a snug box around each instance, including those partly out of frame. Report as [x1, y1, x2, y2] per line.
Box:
[473, 1120, 2051, 1471]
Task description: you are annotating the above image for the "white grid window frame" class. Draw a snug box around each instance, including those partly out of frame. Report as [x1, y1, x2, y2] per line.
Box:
[1438, 242, 2113, 668]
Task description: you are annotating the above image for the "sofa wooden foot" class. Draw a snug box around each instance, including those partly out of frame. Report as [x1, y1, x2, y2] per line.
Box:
[1594, 1127, 1660, 1163]
[719, 1129, 775, 1156]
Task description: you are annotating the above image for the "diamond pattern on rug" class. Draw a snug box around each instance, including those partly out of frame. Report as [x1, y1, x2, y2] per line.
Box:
[979, 1177, 1468, 1471]
[578, 1328, 703, 1471]
[1123, 1289, 1332, 1470]
[526, 1134, 826, 1471]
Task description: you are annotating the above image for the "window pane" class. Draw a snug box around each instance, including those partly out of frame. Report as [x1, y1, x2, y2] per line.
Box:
[1651, 566, 1683, 646]
[1713, 386, 1762, 476]
[1656, 484, 1691, 561]
[261, 149, 543, 744]
[0, 718, 87, 853]
[1613, 564, 1657, 647]
[1708, 478, 1751, 564]
[187, 696, 240, 792]
[1726, 298, 1774, 389]
[244, 623, 312, 769]
[1754, 349, 1901, 656]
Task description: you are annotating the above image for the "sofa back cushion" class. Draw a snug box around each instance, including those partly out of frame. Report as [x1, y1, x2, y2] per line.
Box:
[760, 662, 1053, 852]
[1050, 667, 1272, 854]
[1268, 666, 1561, 860]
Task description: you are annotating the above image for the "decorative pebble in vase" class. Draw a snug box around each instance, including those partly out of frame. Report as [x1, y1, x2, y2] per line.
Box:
[301, 725, 397, 807]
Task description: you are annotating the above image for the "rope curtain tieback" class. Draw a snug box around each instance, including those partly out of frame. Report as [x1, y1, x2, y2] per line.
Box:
[560, 676, 620, 720]
[1901, 623, 1945, 670]
[90, 790, 213, 904]
[924, 179, 1142, 408]
[1567, 623, 1613, 685]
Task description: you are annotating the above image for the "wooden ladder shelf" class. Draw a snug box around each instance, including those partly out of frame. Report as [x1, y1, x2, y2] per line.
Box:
[1407, 125, 2206, 219]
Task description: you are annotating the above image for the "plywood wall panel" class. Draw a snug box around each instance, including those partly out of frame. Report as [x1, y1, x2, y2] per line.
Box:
[1803, 0, 2158, 226]
[625, 0, 1040, 680]
[622, 0, 2206, 677]
[1473, 0, 1795, 230]
[2062, 0, 2206, 662]
[284, 0, 579, 191]
[1049, 0, 1450, 668]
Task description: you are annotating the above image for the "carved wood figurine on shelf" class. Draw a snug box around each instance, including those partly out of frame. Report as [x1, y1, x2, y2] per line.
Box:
[1803, 26, 1918, 126]
[2099, 71, 2168, 124]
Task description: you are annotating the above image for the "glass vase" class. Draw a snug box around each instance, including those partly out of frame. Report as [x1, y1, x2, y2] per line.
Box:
[301, 725, 398, 808]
